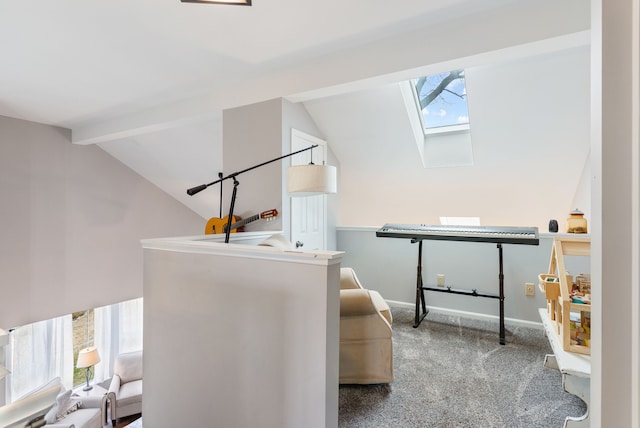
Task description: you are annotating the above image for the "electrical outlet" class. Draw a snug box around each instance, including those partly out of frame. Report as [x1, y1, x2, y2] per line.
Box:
[437, 274, 445, 287]
[525, 282, 535, 296]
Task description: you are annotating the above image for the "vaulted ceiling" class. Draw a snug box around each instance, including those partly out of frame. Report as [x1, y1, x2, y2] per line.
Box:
[1, 0, 590, 221]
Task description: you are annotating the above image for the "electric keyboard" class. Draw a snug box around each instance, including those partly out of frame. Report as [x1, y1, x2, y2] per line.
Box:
[376, 224, 539, 245]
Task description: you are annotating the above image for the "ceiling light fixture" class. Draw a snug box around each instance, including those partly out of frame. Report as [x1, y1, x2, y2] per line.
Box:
[180, 0, 252, 5]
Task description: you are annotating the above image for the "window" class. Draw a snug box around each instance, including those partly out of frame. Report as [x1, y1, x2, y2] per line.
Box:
[72, 310, 95, 387]
[413, 70, 470, 134]
[4, 298, 143, 403]
[6, 315, 73, 400]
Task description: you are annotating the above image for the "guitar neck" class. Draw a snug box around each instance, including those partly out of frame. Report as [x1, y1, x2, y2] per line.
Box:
[230, 214, 259, 229]
[222, 209, 278, 233]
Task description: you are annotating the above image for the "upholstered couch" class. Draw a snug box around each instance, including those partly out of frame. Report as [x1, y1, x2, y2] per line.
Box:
[107, 350, 143, 425]
[339, 267, 393, 384]
[0, 377, 105, 428]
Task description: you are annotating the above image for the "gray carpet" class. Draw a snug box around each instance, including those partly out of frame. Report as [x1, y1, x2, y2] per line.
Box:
[339, 306, 587, 427]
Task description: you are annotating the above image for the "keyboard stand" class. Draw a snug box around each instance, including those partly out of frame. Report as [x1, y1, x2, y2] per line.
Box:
[411, 239, 506, 345]
[413, 239, 428, 327]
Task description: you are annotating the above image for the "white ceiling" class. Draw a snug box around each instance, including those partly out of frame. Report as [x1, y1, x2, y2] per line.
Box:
[1, 0, 485, 130]
[0, 0, 591, 219]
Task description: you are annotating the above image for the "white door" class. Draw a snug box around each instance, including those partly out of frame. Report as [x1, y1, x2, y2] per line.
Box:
[290, 129, 327, 251]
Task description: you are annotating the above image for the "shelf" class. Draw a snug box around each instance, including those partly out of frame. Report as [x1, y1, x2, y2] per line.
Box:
[542, 236, 591, 355]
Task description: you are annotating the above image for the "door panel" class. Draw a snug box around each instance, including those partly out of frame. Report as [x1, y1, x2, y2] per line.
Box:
[290, 129, 327, 251]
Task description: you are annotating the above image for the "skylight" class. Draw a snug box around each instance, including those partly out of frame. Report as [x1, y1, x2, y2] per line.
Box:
[413, 70, 470, 134]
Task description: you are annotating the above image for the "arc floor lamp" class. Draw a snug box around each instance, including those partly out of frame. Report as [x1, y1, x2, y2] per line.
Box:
[187, 144, 337, 243]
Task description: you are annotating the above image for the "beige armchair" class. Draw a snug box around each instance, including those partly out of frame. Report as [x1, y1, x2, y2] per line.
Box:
[107, 350, 142, 425]
[339, 267, 393, 384]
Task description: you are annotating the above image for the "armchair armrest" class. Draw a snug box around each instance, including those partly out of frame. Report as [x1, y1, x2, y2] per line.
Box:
[340, 267, 365, 290]
[77, 393, 109, 426]
[340, 289, 378, 316]
[108, 375, 121, 396]
[77, 395, 104, 409]
[107, 392, 117, 423]
[45, 424, 75, 428]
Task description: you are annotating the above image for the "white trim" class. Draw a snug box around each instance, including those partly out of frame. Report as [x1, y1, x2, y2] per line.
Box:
[399, 81, 427, 165]
[632, 1, 640, 426]
[336, 226, 380, 232]
[424, 123, 470, 135]
[141, 233, 344, 266]
[386, 299, 543, 330]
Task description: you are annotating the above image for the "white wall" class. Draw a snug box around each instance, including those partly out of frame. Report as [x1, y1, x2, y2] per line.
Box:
[222, 98, 341, 250]
[282, 99, 340, 250]
[592, 1, 639, 426]
[0, 116, 204, 330]
[306, 46, 591, 232]
[337, 228, 589, 324]
[223, 99, 284, 235]
[142, 239, 342, 428]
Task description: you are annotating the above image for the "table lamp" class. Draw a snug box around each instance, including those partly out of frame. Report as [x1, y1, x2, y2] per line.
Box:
[76, 346, 101, 391]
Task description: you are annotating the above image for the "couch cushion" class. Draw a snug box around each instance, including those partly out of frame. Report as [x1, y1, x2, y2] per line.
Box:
[44, 388, 73, 423]
[118, 380, 142, 406]
[114, 350, 143, 384]
[59, 407, 102, 428]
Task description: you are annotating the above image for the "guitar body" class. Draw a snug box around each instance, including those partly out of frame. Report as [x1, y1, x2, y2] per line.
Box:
[205, 215, 241, 235]
[204, 209, 278, 235]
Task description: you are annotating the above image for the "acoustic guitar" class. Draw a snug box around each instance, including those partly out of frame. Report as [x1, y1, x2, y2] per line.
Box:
[204, 209, 278, 235]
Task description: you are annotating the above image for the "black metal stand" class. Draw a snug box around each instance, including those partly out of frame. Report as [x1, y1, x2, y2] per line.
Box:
[218, 172, 223, 218]
[413, 239, 428, 328]
[412, 241, 507, 345]
[224, 177, 240, 244]
[186, 144, 319, 243]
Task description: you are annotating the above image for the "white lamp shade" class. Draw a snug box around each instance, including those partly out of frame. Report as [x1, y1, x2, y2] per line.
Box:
[76, 346, 101, 368]
[287, 164, 337, 196]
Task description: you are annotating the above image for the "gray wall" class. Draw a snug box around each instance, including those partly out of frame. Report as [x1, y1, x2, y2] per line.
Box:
[337, 228, 589, 324]
[306, 46, 591, 233]
[142, 241, 342, 428]
[596, 1, 638, 425]
[0, 116, 204, 329]
[282, 98, 340, 250]
[223, 98, 340, 250]
[223, 99, 284, 233]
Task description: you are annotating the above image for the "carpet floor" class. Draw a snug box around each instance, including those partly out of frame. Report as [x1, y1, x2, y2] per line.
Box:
[339, 305, 587, 428]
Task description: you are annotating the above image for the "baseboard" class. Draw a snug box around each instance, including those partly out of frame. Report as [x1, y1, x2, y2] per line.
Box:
[386, 299, 543, 330]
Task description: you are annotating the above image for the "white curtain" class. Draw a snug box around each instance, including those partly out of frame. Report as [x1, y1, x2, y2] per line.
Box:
[94, 298, 143, 383]
[6, 315, 73, 402]
[119, 298, 143, 353]
[2, 298, 142, 401]
[93, 303, 114, 385]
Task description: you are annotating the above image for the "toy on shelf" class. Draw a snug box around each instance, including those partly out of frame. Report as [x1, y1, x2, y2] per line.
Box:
[566, 208, 588, 233]
[538, 236, 591, 355]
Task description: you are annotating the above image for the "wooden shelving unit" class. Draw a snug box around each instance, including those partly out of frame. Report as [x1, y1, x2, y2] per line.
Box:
[538, 236, 591, 355]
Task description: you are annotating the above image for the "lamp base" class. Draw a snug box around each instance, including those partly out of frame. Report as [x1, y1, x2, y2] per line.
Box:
[83, 366, 93, 391]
